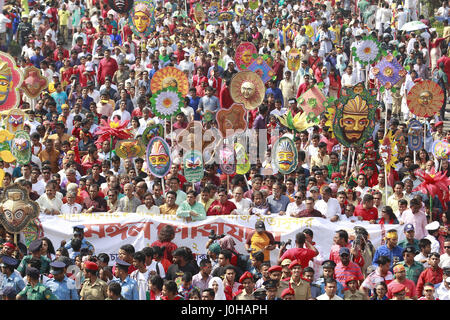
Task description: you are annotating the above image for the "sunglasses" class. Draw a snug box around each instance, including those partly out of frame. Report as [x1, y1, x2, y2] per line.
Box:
[444, 246, 450, 249]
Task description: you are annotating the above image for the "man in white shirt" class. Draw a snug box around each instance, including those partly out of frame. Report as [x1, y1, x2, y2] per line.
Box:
[341, 65, 358, 88]
[37, 182, 64, 215]
[440, 239, 450, 269]
[61, 192, 83, 215]
[425, 221, 441, 254]
[434, 273, 450, 300]
[230, 187, 252, 215]
[314, 186, 341, 222]
[286, 191, 306, 217]
[396, 6, 408, 31]
[178, 52, 195, 79]
[130, 251, 151, 300]
[143, 247, 165, 279]
[316, 278, 343, 300]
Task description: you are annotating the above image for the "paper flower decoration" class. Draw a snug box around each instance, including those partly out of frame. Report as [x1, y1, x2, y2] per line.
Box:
[379, 131, 398, 173]
[352, 36, 382, 66]
[297, 85, 327, 117]
[414, 168, 450, 211]
[150, 66, 189, 97]
[371, 54, 407, 89]
[94, 119, 132, 149]
[150, 87, 183, 119]
[277, 110, 316, 133]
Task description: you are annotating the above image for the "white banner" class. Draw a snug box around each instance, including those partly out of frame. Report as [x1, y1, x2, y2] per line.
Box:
[40, 213, 406, 265]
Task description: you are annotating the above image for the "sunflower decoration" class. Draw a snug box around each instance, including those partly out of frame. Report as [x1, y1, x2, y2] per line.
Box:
[379, 130, 398, 173]
[150, 86, 183, 119]
[352, 36, 383, 66]
[150, 66, 189, 97]
[371, 53, 407, 89]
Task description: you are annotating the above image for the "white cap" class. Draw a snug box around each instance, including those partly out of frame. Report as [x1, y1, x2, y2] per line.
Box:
[398, 5, 403, 9]
[425, 221, 440, 231]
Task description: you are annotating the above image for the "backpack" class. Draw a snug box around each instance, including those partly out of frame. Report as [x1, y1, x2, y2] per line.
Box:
[432, 68, 446, 89]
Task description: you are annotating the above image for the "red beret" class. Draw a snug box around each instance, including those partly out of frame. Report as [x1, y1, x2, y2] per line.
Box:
[84, 261, 98, 271]
[281, 287, 295, 298]
[331, 172, 343, 180]
[3, 242, 16, 250]
[239, 271, 253, 283]
[390, 282, 406, 295]
[268, 265, 282, 273]
[288, 260, 302, 270]
[435, 121, 444, 127]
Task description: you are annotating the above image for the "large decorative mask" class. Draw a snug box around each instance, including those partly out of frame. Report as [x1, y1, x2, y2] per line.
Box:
[146, 137, 171, 178]
[21, 66, 48, 99]
[6, 109, 26, 133]
[230, 71, 265, 110]
[129, 0, 155, 38]
[432, 140, 450, 160]
[0, 52, 23, 111]
[0, 183, 40, 233]
[235, 42, 257, 71]
[207, 2, 220, 25]
[216, 103, 247, 138]
[272, 137, 298, 175]
[287, 48, 301, 72]
[407, 80, 444, 118]
[11, 130, 31, 166]
[407, 119, 423, 151]
[115, 139, 145, 159]
[193, 3, 205, 24]
[183, 150, 204, 183]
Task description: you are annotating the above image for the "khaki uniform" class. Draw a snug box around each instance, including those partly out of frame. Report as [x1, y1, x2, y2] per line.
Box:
[234, 290, 255, 300]
[344, 290, 368, 300]
[279, 278, 311, 300]
[80, 277, 108, 300]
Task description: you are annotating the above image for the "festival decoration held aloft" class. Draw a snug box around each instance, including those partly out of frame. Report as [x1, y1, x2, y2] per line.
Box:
[414, 168, 450, 211]
[0, 183, 40, 234]
[234, 143, 250, 175]
[146, 136, 171, 178]
[115, 139, 145, 159]
[206, 2, 220, 24]
[379, 131, 398, 173]
[371, 53, 407, 89]
[150, 66, 189, 97]
[216, 103, 247, 138]
[249, 0, 259, 10]
[193, 3, 206, 24]
[331, 83, 378, 148]
[129, 0, 156, 38]
[287, 48, 301, 72]
[235, 42, 257, 71]
[202, 111, 215, 123]
[229, 71, 265, 110]
[431, 140, 450, 160]
[94, 119, 132, 150]
[0, 129, 15, 163]
[183, 149, 204, 183]
[5, 109, 26, 133]
[246, 57, 275, 83]
[20, 66, 49, 99]
[271, 137, 298, 175]
[394, 130, 408, 160]
[407, 80, 444, 118]
[108, 0, 134, 13]
[219, 146, 236, 175]
[141, 123, 164, 147]
[150, 87, 183, 120]
[407, 119, 423, 151]
[235, 4, 245, 16]
[297, 85, 327, 118]
[352, 36, 383, 66]
[0, 52, 24, 111]
[11, 130, 31, 166]
[277, 110, 317, 133]
[218, 11, 235, 23]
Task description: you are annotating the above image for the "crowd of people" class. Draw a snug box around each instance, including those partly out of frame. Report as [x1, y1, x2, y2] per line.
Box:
[0, 0, 448, 301]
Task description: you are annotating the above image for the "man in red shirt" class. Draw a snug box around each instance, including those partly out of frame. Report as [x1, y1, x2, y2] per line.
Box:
[437, 48, 450, 82]
[387, 264, 417, 299]
[354, 194, 378, 222]
[207, 188, 237, 215]
[277, 232, 319, 268]
[334, 247, 364, 289]
[97, 49, 118, 85]
[416, 252, 444, 297]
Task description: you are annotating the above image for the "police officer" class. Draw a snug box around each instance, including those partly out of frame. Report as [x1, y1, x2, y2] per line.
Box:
[44, 261, 79, 300]
[0, 256, 25, 297]
[80, 261, 108, 300]
[62, 225, 95, 254]
[111, 259, 139, 300]
[17, 239, 51, 276]
[16, 267, 58, 300]
[314, 260, 345, 298]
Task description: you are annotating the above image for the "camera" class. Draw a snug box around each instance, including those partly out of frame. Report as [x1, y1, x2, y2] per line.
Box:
[208, 230, 226, 240]
[274, 239, 292, 248]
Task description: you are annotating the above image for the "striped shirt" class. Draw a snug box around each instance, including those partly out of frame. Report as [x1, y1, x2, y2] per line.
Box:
[334, 261, 364, 289]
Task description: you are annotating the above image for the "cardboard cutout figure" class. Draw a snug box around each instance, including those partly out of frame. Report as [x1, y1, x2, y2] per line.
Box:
[21, 66, 48, 99]
[5, 109, 26, 133]
[216, 103, 247, 138]
[287, 48, 301, 72]
[407, 119, 423, 151]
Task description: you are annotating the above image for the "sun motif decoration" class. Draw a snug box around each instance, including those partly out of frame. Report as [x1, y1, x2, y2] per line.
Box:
[150, 66, 189, 97]
[150, 87, 183, 120]
[407, 80, 444, 118]
[379, 131, 398, 173]
[229, 71, 265, 110]
[371, 53, 407, 89]
[352, 36, 382, 66]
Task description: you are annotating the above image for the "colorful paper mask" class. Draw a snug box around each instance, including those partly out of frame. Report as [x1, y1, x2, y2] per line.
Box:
[115, 139, 145, 159]
[150, 66, 189, 97]
[193, 3, 205, 24]
[297, 85, 327, 118]
[249, 0, 259, 9]
[230, 71, 265, 110]
[146, 137, 171, 178]
[0, 129, 15, 163]
[235, 4, 245, 16]
[371, 53, 406, 89]
[218, 11, 235, 23]
[6, 109, 26, 133]
[234, 143, 250, 175]
[183, 149, 204, 183]
[432, 140, 450, 160]
[0, 52, 24, 111]
[272, 137, 298, 175]
[108, 0, 134, 13]
[129, 0, 156, 38]
[235, 42, 257, 71]
[20, 66, 48, 99]
[216, 103, 247, 138]
[141, 123, 164, 147]
[0, 183, 40, 233]
[287, 48, 301, 72]
[11, 130, 31, 166]
[206, 2, 220, 24]
[407, 80, 444, 118]
[246, 56, 275, 83]
[331, 83, 378, 148]
[407, 119, 423, 151]
[379, 131, 398, 173]
[150, 87, 183, 119]
[219, 146, 236, 175]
